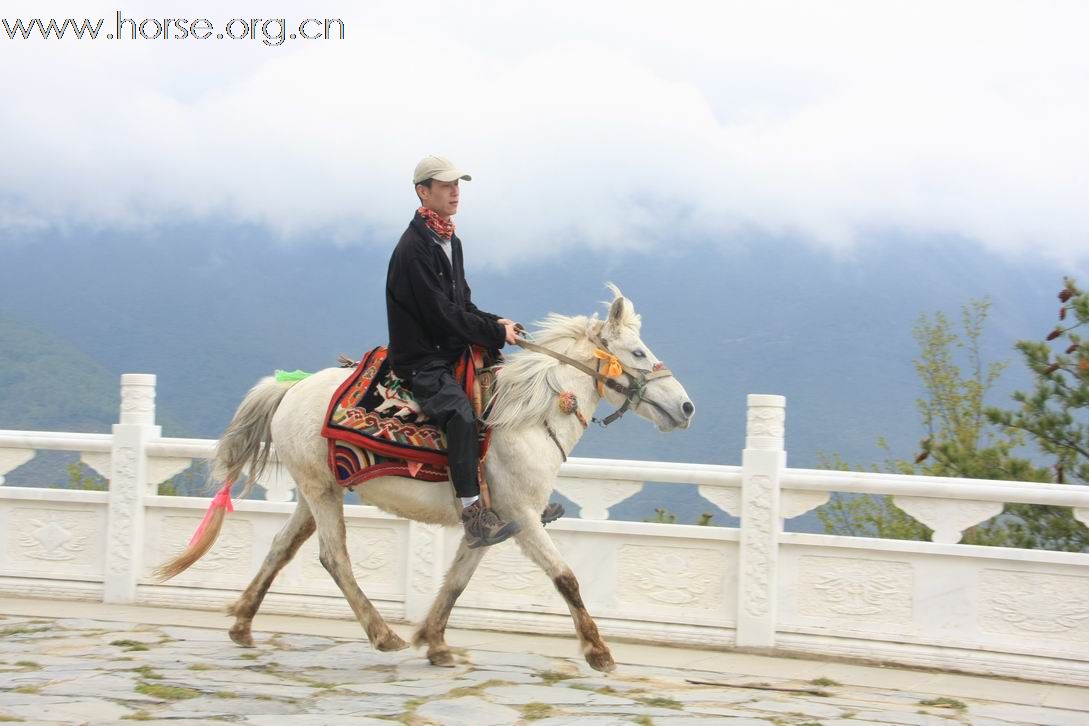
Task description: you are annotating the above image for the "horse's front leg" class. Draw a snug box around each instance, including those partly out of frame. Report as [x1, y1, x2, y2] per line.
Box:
[412, 538, 486, 666]
[514, 521, 615, 672]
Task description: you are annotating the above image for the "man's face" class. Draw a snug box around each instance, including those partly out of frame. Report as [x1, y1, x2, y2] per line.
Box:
[418, 179, 460, 218]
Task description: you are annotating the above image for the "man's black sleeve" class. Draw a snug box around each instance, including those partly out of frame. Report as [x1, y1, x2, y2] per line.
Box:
[406, 253, 506, 349]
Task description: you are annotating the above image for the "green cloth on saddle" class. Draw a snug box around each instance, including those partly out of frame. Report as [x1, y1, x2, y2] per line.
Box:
[275, 369, 313, 382]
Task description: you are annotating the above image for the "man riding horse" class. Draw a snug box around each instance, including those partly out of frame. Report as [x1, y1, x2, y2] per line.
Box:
[385, 154, 560, 548]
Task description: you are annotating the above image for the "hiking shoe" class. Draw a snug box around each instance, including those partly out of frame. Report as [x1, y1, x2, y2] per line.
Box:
[541, 502, 565, 526]
[462, 500, 522, 548]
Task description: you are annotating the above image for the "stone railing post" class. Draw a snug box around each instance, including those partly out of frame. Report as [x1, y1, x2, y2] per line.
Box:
[735, 394, 786, 648]
[104, 374, 161, 604]
[404, 521, 445, 622]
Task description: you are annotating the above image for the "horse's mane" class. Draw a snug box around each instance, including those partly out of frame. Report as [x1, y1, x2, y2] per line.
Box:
[484, 285, 641, 431]
[483, 313, 598, 431]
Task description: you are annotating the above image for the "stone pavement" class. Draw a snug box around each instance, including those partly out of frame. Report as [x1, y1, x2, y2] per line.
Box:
[0, 599, 1086, 725]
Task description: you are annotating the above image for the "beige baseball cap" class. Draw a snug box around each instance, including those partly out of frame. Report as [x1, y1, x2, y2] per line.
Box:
[413, 155, 472, 185]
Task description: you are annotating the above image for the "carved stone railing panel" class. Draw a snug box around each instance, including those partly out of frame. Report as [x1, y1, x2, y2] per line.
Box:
[553, 477, 643, 520]
[892, 496, 1004, 544]
[0, 449, 35, 486]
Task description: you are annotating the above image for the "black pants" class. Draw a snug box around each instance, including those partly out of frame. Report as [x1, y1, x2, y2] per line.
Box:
[410, 359, 479, 498]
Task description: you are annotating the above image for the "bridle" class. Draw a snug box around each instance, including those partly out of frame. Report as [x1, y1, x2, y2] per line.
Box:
[512, 330, 675, 428]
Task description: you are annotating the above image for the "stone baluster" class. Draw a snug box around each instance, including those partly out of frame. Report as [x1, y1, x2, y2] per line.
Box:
[735, 394, 786, 648]
[403, 521, 445, 621]
[104, 374, 160, 604]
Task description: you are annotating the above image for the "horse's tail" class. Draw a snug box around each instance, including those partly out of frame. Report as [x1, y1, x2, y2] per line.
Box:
[153, 375, 301, 581]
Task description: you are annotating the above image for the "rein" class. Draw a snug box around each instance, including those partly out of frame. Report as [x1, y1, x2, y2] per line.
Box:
[512, 333, 675, 429]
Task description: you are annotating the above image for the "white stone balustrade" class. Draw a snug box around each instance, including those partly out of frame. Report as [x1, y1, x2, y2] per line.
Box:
[2, 375, 1089, 686]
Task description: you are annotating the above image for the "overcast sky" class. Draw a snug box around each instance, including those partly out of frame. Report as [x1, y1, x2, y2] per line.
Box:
[2, 1, 1087, 267]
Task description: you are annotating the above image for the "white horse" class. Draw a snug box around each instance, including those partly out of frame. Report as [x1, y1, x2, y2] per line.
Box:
[156, 285, 694, 672]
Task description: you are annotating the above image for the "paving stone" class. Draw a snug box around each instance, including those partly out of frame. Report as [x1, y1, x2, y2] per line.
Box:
[576, 704, 688, 716]
[56, 618, 139, 631]
[559, 676, 646, 692]
[95, 630, 163, 644]
[846, 710, 964, 725]
[531, 718, 633, 726]
[0, 692, 87, 707]
[968, 703, 1089, 726]
[264, 642, 400, 669]
[683, 704, 776, 717]
[340, 676, 478, 696]
[651, 687, 755, 704]
[162, 696, 304, 717]
[744, 697, 847, 719]
[377, 661, 472, 680]
[307, 694, 411, 716]
[159, 626, 237, 642]
[3, 697, 136, 722]
[182, 680, 319, 700]
[37, 673, 160, 701]
[245, 716, 393, 725]
[285, 666, 392, 686]
[460, 667, 541, 684]
[464, 650, 559, 670]
[655, 718, 773, 725]
[414, 695, 522, 726]
[486, 683, 634, 706]
[87, 720, 228, 726]
[165, 668, 312, 687]
[0, 671, 54, 687]
[3, 612, 1082, 726]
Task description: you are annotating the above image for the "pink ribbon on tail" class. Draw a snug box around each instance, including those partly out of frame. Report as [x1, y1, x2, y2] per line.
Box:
[187, 480, 235, 547]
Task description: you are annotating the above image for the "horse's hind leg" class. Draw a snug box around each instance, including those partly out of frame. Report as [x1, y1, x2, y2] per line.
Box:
[514, 522, 615, 672]
[309, 485, 409, 652]
[412, 538, 486, 666]
[228, 493, 316, 647]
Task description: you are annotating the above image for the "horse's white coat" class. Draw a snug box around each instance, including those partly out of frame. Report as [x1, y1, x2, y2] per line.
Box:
[226, 287, 694, 670]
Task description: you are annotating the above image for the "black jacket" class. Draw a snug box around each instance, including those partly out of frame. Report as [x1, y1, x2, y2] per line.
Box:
[386, 213, 505, 379]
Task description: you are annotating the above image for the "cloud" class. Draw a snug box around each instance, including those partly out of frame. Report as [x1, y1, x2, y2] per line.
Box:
[2, 0, 1088, 266]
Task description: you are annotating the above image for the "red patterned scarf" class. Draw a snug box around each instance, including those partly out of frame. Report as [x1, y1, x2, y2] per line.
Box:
[417, 206, 455, 241]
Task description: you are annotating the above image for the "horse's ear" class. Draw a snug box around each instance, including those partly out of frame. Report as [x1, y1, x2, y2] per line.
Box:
[608, 296, 627, 327]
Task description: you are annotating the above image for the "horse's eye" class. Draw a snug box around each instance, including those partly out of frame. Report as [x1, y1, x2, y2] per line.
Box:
[633, 350, 646, 358]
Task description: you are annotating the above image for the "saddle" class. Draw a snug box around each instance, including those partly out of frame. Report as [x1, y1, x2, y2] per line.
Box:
[320, 345, 499, 488]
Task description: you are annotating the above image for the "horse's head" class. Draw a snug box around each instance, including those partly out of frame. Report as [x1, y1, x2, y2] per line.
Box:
[590, 284, 695, 432]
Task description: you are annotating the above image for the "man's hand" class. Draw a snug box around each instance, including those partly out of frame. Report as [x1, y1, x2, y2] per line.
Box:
[503, 322, 519, 345]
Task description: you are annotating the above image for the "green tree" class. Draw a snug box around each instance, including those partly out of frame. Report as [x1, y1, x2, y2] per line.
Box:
[988, 277, 1089, 485]
[818, 299, 1056, 546]
[983, 277, 1089, 551]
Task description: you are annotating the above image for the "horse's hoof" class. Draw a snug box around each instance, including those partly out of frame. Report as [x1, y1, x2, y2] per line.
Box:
[427, 648, 456, 667]
[229, 627, 255, 648]
[375, 631, 410, 652]
[586, 646, 616, 673]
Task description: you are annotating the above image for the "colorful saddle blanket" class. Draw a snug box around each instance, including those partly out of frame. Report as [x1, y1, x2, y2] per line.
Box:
[321, 345, 492, 488]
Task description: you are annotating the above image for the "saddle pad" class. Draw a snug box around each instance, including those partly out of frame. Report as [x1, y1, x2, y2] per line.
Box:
[321, 345, 490, 487]
[330, 439, 450, 488]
